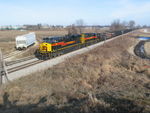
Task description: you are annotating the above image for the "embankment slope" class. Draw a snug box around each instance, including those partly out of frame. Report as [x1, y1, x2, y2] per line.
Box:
[0, 35, 150, 113]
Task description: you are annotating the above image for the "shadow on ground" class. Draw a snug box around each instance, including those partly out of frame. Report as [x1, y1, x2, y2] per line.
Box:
[0, 92, 145, 113]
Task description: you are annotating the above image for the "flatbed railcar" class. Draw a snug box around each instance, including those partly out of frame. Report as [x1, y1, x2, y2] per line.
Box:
[35, 29, 132, 60]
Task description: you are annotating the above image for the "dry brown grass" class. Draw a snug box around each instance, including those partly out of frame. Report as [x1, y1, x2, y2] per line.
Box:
[0, 30, 29, 41]
[0, 31, 150, 113]
[0, 42, 16, 54]
[0, 32, 150, 113]
[0, 30, 68, 41]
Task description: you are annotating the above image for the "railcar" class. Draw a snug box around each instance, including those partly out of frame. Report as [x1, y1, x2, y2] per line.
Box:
[35, 29, 133, 60]
[35, 33, 103, 59]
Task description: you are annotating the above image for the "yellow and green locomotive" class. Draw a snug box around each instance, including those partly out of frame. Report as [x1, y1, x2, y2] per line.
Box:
[35, 29, 133, 60]
[35, 33, 103, 59]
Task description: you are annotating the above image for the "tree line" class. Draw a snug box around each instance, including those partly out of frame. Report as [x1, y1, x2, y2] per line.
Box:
[110, 20, 136, 31]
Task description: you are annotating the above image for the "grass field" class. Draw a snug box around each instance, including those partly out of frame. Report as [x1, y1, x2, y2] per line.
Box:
[0, 31, 149, 113]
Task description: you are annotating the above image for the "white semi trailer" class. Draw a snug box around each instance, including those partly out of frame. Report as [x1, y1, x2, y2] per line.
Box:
[16, 32, 36, 50]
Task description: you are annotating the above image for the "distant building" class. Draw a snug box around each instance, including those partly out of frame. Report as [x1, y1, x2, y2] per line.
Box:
[0, 25, 24, 30]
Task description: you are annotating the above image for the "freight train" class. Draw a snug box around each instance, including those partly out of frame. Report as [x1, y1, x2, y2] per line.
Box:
[35, 29, 133, 60]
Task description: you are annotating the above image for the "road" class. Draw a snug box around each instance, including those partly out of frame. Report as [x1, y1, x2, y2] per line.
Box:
[134, 41, 150, 59]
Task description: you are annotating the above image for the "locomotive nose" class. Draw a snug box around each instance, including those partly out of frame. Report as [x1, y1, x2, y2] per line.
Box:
[39, 43, 52, 53]
[42, 45, 47, 51]
[40, 43, 47, 52]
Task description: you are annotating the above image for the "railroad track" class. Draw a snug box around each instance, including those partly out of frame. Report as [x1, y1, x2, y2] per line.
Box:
[134, 41, 150, 59]
[7, 59, 43, 74]
[6, 56, 35, 66]
[4, 51, 22, 59]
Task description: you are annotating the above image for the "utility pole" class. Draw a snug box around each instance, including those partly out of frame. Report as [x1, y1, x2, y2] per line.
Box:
[0, 49, 9, 85]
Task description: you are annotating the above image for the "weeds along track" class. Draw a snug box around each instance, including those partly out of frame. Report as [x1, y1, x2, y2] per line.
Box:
[134, 41, 150, 59]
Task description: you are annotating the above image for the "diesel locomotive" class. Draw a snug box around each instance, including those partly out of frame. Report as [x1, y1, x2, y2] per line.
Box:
[35, 29, 133, 60]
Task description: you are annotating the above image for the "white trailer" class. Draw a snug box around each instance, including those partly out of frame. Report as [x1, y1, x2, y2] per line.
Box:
[16, 32, 36, 50]
[144, 29, 148, 33]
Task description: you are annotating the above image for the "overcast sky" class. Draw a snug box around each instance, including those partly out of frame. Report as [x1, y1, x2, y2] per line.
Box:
[0, 0, 150, 26]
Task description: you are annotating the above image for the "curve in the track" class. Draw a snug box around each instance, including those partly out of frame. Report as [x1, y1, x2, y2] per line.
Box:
[134, 41, 150, 59]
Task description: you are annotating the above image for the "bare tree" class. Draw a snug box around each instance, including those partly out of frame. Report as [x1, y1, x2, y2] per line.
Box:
[143, 25, 147, 28]
[122, 21, 128, 29]
[110, 19, 125, 31]
[37, 24, 42, 30]
[76, 19, 84, 26]
[128, 20, 135, 29]
[94, 26, 99, 33]
[67, 24, 78, 35]
[136, 25, 141, 29]
[75, 19, 85, 34]
[92, 25, 101, 33]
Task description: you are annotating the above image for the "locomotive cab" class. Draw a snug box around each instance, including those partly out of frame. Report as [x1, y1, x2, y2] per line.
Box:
[39, 36, 62, 53]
